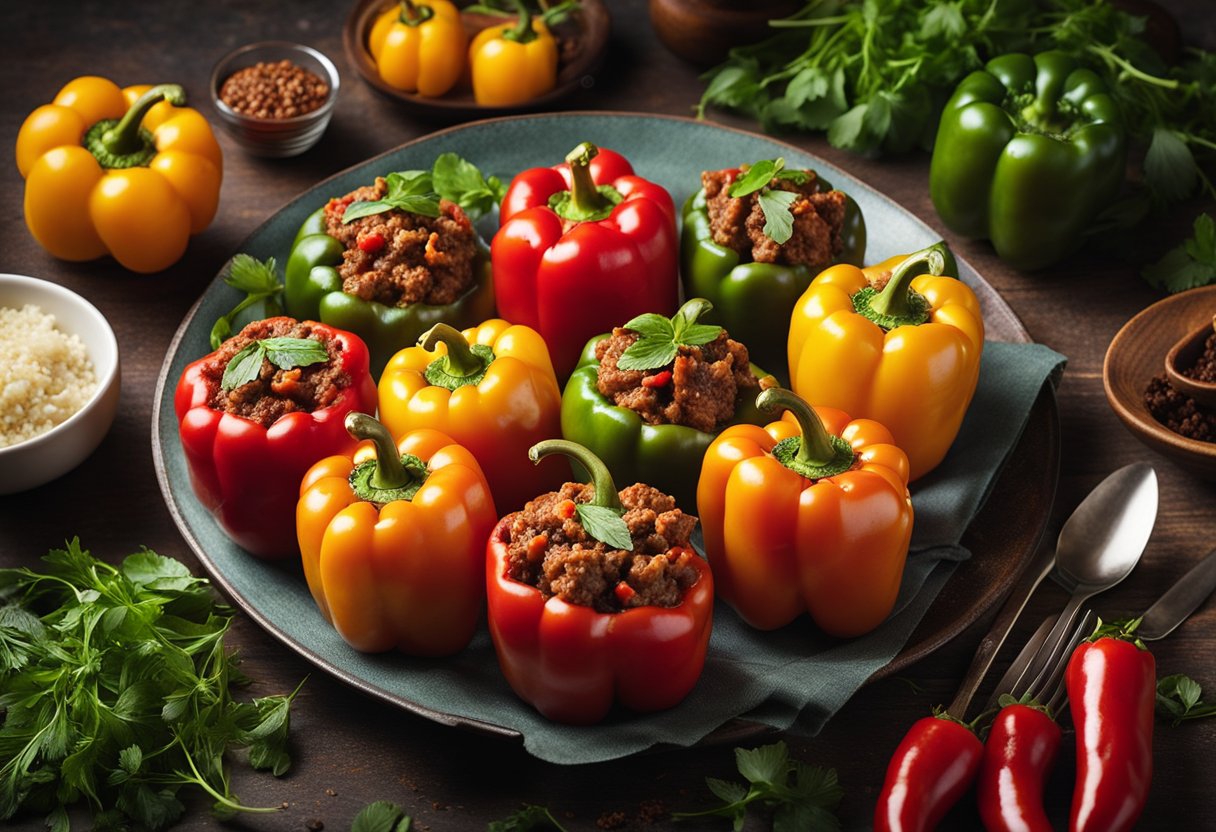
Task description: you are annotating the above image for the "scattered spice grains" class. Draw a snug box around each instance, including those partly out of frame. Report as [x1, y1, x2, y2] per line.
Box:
[1181, 330, 1216, 383]
[1145, 330, 1216, 443]
[220, 59, 329, 119]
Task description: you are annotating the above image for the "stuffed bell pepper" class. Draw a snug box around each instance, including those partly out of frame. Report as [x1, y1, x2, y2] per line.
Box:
[487, 440, 713, 724]
[378, 319, 564, 513]
[682, 158, 866, 380]
[16, 77, 222, 273]
[493, 142, 679, 378]
[561, 298, 771, 512]
[699, 388, 913, 637]
[788, 242, 983, 481]
[175, 317, 378, 559]
[285, 168, 495, 376]
[297, 414, 496, 656]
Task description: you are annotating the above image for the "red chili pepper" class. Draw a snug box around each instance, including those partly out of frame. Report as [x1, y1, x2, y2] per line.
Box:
[641, 370, 672, 389]
[358, 232, 385, 253]
[874, 714, 984, 832]
[977, 703, 1061, 832]
[1066, 623, 1156, 832]
[174, 318, 378, 559]
[492, 141, 679, 378]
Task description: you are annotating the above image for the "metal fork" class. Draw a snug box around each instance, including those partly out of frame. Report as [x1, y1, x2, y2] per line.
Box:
[988, 608, 1097, 713]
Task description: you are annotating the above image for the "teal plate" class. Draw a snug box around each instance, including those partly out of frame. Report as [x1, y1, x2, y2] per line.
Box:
[152, 113, 1057, 757]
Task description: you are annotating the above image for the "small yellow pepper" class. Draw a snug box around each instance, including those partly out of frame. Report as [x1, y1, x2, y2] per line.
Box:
[787, 242, 984, 481]
[469, 0, 558, 106]
[16, 77, 222, 274]
[367, 0, 466, 97]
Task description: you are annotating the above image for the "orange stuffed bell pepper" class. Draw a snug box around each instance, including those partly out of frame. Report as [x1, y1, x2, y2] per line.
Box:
[378, 319, 564, 513]
[698, 387, 913, 637]
[16, 77, 222, 273]
[297, 413, 497, 656]
[787, 242, 983, 480]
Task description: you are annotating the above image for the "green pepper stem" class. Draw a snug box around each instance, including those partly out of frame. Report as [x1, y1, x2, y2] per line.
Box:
[504, 0, 537, 43]
[867, 242, 948, 320]
[345, 412, 407, 490]
[399, 0, 434, 25]
[529, 440, 622, 511]
[100, 84, 185, 157]
[419, 323, 485, 379]
[757, 388, 836, 466]
[675, 297, 713, 326]
[566, 142, 607, 214]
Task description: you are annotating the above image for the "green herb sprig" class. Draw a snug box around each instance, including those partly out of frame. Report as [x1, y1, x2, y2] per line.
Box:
[209, 254, 286, 350]
[1157, 674, 1216, 726]
[573, 504, 633, 552]
[727, 158, 811, 245]
[352, 800, 413, 832]
[617, 299, 723, 372]
[220, 336, 330, 391]
[0, 540, 300, 829]
[672, 741, 844, 831]
[488, 803, 569, 831]
[1142, 213, 1216, 293]
[343, 154, 507, 225]
[344, 170, 441, 223]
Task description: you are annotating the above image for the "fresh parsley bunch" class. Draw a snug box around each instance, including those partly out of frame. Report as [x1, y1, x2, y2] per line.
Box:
[0, 540, 300, 830]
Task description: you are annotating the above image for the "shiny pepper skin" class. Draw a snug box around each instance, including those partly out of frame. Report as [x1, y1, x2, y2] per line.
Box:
[367, 0, 466, 97]
[875, 715, 984, 832]
[977, 704, 1061, 832]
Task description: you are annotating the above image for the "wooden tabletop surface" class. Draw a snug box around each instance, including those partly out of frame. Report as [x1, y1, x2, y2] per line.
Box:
[3, 1, 1214, 829]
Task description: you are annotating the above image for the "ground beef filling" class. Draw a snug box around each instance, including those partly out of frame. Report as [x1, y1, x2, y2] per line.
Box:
[595, 329, 758, 433]
[323, 178, 477, 306]
[201, 317, 349, 428]
[702, 167, 847, 270]
[506, 482, 700, 612]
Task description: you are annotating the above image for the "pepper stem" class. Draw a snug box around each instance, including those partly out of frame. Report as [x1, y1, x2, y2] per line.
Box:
[345, 412, 429, 504]
[548, 141, 624, 223]
[504, 0, 537, 43]
[100, 84, 185, 157]
[853, 242, 951, 330]
[399, 0, 434, 25]
[529, 439, 622, 511]
[420, 324, 495, 391]
[757, 388, 855, 479]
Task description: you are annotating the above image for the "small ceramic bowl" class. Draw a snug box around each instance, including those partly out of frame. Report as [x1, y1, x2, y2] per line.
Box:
[1104, 285, 1216, 479]
[210, 41, 339, 158]
[0, 274, 121, 494]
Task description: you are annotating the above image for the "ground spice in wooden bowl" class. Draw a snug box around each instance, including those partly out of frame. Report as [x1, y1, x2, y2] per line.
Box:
[219, 59, 330, 119]
[1145, 329, 1216, 442]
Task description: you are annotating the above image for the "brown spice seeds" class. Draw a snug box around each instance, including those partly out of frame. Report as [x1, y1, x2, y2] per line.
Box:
[220, 59, 329, 119]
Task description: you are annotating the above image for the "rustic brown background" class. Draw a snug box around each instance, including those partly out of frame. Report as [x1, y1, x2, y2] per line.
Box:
[2, 1, 1214, 829]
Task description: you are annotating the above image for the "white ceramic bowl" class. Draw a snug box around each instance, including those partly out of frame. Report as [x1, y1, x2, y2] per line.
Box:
[210, 41, 340, 158]
[0, 274, 121, 494]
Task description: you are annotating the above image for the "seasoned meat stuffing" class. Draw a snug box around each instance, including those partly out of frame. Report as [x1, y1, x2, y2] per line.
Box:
[595, 329, 758, 433]
[201, 317, 348, 428]
[702, 167, 847, 270]
[323, 178, 477, 307]
[506, 481, 701, 612]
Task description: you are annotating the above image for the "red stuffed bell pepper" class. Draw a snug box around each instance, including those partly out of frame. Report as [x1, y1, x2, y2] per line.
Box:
[175, 317, 378, 559]
[486, 439, 713, 724]
[492, 142, 679, 378]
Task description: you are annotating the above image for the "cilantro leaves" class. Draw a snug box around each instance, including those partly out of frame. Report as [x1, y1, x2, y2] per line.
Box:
[1143, 213, 1216, 294]
[343, 154, 507, 224]
[209, 254, 286, 350]
[726, 158, 810, 245]
[617, 300, 723, 372]
[1157, 674, 1216, 726]
[221, 336, 330, 391]
[0, 540, 299, 829]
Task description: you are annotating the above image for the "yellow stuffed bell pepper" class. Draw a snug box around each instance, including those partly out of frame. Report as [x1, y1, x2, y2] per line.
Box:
[788, 242, 983, 481]
[469, 0, 558, 106]
[379, 319, 564, 514]
[16, 77, 222, 273]
[367, 0, 466, 97]
[297, 414, 497, 656]
[698, 388, 913, 638]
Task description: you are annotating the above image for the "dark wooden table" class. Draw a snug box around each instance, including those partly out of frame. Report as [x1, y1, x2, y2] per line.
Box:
[4, 1, 1214, 829]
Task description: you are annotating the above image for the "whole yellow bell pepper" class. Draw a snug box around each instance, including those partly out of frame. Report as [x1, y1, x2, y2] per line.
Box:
[367, 0, 466, 97]
[788, 242, 984, 481]
[379, 319, 564, 513]
[16, 77, 222, 274]
[469, 0, 558, 106]
[297, 414, 497, 656]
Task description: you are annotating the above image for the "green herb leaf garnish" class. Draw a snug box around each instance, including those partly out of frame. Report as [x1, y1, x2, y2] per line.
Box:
[574, 504, 633, 552]
[352, 800, 413, 832]
[616, 300, 723, 372]
[220, 336, 330, 391]
[1143, 213, 1216, 293]
[209, 254, 286, 350]
[488, 802, 569, 831]
[432, 152, 506, 222]
[344, 170, 442, 222]
[1157, 673, 1216, 726]
[758, 188, 799, 245]
[725, 158, 808, 245]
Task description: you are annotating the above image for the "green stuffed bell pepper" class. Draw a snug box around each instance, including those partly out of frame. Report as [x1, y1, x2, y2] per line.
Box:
[929, 51, 1126, 271]
[285, 198, 495, 378]
[681, 162, 865, 383]
[560, 298, 771, 512]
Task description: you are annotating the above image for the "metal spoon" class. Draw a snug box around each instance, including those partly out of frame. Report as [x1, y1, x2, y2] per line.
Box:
[1164, 315, 1216, 407]
[1007, 462, 1159, 700]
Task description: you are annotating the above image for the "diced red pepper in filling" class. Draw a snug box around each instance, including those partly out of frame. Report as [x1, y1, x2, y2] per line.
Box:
[641, 370, 672, 389]
[614, 581, 637, 605]
[358, 233, 386, 253]
[554, 499, 577, 520]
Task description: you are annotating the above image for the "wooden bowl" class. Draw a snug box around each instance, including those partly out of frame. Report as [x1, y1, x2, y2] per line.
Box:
[343, 0, 610, 118]
[1165, 315, 1216, 407]
[647, 0, 802, 67]
[1104, 285, 1216, 479]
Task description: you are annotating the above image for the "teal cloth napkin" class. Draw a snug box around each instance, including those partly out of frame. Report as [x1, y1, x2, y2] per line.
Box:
[383, 340, 1066, 764]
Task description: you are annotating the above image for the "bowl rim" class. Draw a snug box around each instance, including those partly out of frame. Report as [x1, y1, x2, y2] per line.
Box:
[0, 273, 120, 459]
[1102, 284, 1216, 461]
[210, 40, 341, 127]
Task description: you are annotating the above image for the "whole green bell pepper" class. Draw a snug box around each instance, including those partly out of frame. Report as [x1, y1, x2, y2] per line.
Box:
[929, 51, 1125, 271]
[285, 206, 496, 377]
[680, 177, 865, 384]
[560, 335, 769, 513]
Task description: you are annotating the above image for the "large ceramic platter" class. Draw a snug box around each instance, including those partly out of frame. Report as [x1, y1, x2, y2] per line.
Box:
[153, 113, 1057, 747]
